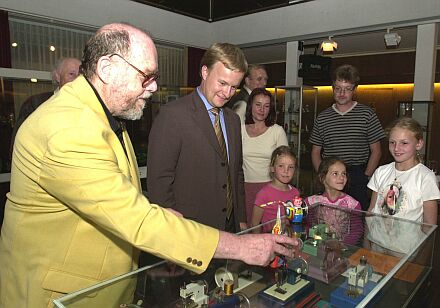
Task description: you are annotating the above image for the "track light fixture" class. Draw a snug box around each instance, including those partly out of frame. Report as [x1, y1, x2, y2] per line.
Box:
[384, 28, 401, 48]
[320, 36, 338, 53]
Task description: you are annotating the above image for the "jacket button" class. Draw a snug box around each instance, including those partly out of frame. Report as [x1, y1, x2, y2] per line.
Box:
[222, 208, 226, 212]
[197, 261, 203, 267]
[192, 259, 198, 265]
[222, 184, 227, 189]
[186, 257, 192, 263]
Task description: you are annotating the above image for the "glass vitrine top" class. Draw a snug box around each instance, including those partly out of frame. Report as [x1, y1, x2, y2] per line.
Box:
[54, 203, 436, 308]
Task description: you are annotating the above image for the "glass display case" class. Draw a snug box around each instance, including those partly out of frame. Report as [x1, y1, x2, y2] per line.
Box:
[53, 203, 436, 308]
[274, 85, 318, 196]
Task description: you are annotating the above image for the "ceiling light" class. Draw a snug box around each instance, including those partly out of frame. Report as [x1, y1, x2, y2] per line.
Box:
[320, 36, 338, 53]
[30, 78, 38, 83]
[384, 29, 401, 48]
[49, 45, 56, 52]
[11, 42, 18, 47]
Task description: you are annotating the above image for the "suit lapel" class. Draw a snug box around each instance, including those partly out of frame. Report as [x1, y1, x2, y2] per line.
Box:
[70, 76, 137, 189]
[122, 129, 141, 191]
[191, 93, 224, 157]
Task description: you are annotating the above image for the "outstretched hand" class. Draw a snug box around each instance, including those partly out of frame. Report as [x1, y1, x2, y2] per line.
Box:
[215, 232, 299, 267]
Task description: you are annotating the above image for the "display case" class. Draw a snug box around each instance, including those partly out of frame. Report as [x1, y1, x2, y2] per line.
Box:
[274, 86, 318, 195]
[398, 100, 434, 162]
[53, 203, 436, 308]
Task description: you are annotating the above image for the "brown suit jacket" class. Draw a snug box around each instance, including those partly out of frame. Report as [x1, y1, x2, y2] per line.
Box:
[147, 90, 245, 231]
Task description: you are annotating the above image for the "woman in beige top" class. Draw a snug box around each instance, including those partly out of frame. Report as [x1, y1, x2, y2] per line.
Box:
[242, 88, 288, 226]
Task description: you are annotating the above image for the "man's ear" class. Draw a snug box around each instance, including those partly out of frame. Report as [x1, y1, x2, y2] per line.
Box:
[201, 65, 209, 81]
[52, 71, 60, 85]
[244, 76, 250, 86]
[96, 56, 113, 84]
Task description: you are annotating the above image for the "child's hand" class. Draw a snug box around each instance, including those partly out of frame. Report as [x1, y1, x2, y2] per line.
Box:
[239, 222, 248, 231]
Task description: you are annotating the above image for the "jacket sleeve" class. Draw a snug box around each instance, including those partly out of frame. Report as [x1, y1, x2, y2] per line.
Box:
[39, 121, 218, 274]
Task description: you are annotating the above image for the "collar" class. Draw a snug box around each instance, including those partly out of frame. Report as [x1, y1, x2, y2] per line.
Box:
[84, 78, 123, 135]
[332, 101, 357, 115]
[196, 86, 221, 114]
[243, 85, 252, 94]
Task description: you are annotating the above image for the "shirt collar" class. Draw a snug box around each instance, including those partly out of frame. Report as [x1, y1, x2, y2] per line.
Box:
[84, 77, 122, 135]
[196, 86, 220, 113]
[332, 101, 357, 115]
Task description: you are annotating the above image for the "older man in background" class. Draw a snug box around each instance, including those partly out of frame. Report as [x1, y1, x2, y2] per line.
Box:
[226, 63, 268, 122]
[10, 57, 81, 150]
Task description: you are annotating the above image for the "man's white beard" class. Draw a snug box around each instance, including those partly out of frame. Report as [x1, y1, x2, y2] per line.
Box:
[120, 97, 148, 121]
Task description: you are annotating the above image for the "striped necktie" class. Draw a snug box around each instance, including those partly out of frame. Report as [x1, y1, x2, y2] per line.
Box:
[210, 107, 233, 220]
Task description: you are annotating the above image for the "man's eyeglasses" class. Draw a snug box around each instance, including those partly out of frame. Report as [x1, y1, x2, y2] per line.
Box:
[110, 53, 159, 87]
[333, 85, 355, 93]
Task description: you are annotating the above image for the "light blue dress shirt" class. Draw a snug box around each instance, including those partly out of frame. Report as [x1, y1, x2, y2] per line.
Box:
[196, 87, 230, 160]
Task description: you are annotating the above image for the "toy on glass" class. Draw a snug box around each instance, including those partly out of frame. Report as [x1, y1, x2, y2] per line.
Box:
[178, 280, 209, 307]
[346, 255, 373, 297]
[270, 205, 284, 268]
[260, 254, 313, 305]
[258, 196, 308, 238]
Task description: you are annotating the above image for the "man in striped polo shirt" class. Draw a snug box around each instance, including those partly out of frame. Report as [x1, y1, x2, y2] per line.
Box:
[310, 64, 385, 210]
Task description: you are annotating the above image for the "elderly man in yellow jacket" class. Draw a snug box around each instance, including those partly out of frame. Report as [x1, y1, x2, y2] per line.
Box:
[0, 23, 297, 307]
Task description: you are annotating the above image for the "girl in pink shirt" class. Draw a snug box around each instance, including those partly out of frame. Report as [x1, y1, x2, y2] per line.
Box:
[252, 146, 300, 232]
[305, 157, 363, 245]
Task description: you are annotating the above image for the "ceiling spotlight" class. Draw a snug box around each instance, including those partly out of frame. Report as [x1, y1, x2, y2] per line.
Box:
[30, 78, 38, 83]
[11, 42, 18, 47]
[384, 29, 401, 48]
[49, 45, 56, 52]
[320, 36, 338, 53]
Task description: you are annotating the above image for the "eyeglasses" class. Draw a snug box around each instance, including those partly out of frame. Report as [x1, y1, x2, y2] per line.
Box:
[333, 85, 355, 93]
[110, 53, 159, 87]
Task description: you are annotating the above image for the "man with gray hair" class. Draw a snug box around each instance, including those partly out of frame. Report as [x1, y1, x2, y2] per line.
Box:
[10, 57, 81, 150]
[0, 24, 298, 307]
[226, 64, 268, 122]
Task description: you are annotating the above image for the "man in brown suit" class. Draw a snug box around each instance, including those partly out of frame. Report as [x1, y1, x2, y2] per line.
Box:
[148, 43, 247, 233]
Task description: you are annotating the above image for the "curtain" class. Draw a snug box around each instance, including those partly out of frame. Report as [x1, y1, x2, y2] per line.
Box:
[8, 16, 184, 87]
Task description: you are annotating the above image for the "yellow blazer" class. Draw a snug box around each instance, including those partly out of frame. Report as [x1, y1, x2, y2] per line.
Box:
[0, 76, 219, 307]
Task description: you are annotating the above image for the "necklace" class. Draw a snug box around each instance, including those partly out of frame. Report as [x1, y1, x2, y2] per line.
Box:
[394, 168, 403, 184]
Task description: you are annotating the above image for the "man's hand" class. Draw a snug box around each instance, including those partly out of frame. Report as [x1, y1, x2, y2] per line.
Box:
[214, 232, 299, 267]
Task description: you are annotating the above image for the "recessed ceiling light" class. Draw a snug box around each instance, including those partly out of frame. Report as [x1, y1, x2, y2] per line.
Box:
[49, 45, 56, 52]
[11, 42, 18, 47]
[30, 78, 38, 83]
